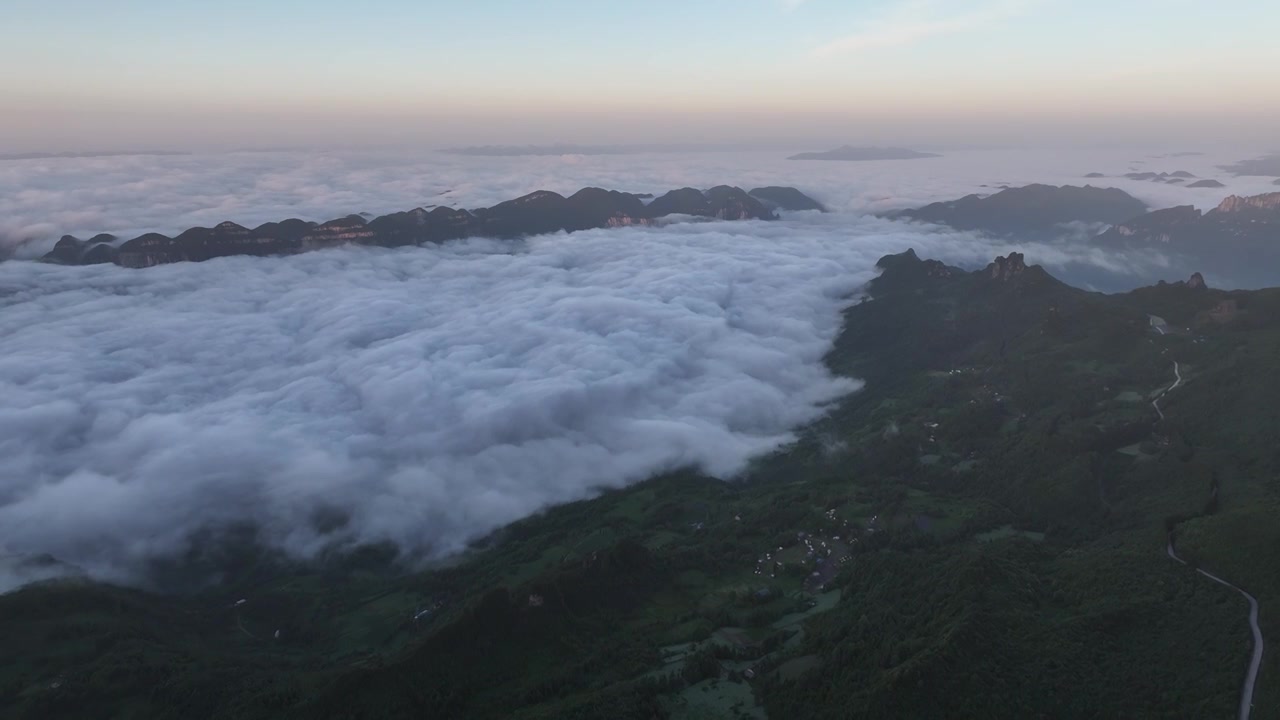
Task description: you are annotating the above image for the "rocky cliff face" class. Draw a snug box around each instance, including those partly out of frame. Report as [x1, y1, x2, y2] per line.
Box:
[1095, 191, 1280, 250]
[872, 249, 1070, 303]
[1103, 205, 1203, 244]
[986, 252, 1029, 281]
[43, 185, 794, 269]
[1092, 190, 1280, 288]
[1212, 192, 1280, 213]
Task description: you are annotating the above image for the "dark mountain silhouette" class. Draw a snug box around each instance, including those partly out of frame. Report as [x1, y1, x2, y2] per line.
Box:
[748, 187, 827, 212]
[0, 150, 189, 161]
[875, 249, 1067, 296]
[1188, 179, 1226, 188]
[439, 143, 781, 156]
[1094, 191, 1280, 287]
[41, 185, 801, 268]
[1221, 154, 1280, 176]
[1124, 171, 1198, 183]
[787, 146, 940, 161]
[886, 184, 1147, 237]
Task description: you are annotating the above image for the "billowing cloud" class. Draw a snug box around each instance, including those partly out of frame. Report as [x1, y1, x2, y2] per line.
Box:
[0, 204, 1178, 592]
[0, 147, 1242, 592]
[1, 145, 1270, 264]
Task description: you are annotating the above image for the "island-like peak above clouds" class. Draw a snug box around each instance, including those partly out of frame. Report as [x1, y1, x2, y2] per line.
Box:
[748, 186, 828, 212]
[787, 146, 941, 161]
[40, 185, 823, 269]
[1221, 154, 1280, 177]
[884, 184, 1148, 237]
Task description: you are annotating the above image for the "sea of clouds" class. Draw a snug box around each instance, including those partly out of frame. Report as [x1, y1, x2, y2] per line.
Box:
[0, 146, 1265, 591]
[3, 145, 1276, 260]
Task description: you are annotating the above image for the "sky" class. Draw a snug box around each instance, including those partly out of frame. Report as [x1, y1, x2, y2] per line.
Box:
[4, 0, 1279, 150]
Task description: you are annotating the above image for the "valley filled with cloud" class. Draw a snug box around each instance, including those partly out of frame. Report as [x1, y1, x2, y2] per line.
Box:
[0, 147, 1263, 590]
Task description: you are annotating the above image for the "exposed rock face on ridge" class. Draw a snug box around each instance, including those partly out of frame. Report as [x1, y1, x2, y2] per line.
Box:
[986, 252, 1029, 281]
[42, 184, 806, 269]
[871, 249, 1070, 303]
[1214, 192, 1280, 213]
[1093, 190, 1280, 288]
[1104, 205, 1202, 244]
[1096, 192, 1280, 251]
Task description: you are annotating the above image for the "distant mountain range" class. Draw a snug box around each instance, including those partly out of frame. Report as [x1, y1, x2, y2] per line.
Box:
[440, 143, 778, 156]
[787, 146, 941, 161]
[889, 184, 1280, 288]
[1221, 154, 1280, 176]
[41, 186, 823, 268]
[885, 184, 1148, 237]
[1085, 172, 1226, 189]
[1123, 170, 1196, 184]
[0, 150, 190, 161]
[1093, 192, 1280, 286]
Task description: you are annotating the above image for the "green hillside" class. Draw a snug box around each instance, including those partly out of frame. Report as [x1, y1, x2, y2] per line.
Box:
[4, 251, 1277, 720]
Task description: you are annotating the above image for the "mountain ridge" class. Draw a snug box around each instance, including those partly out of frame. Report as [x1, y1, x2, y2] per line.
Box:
[885, 184, 1148, 237]
[40, 185, 820, 269]
[788, 146, 941, 161]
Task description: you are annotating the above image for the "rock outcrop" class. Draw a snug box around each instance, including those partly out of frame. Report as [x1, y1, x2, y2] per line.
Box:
[986, 252, 1029, 281]
[42, 184, 805, 268]
[1214, 192, 1280, 213]
[1093, 191, 1280, 287]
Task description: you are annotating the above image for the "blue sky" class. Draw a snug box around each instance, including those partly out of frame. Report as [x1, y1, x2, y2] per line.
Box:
[4, 0, 1278, 148]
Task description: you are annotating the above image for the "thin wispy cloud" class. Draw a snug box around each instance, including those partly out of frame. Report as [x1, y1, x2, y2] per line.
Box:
[812, 0, 1035, 57]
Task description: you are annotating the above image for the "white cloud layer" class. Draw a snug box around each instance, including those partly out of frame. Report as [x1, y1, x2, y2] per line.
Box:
[0, 146, 1250, 591]
[2, 145, 1274, 261]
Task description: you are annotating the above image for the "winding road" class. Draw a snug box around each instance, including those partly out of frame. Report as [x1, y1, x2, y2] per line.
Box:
[1151, 360, 1182, 421]
[1167, 534, 1264, 720]
[1154, 358, 1263, 720]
